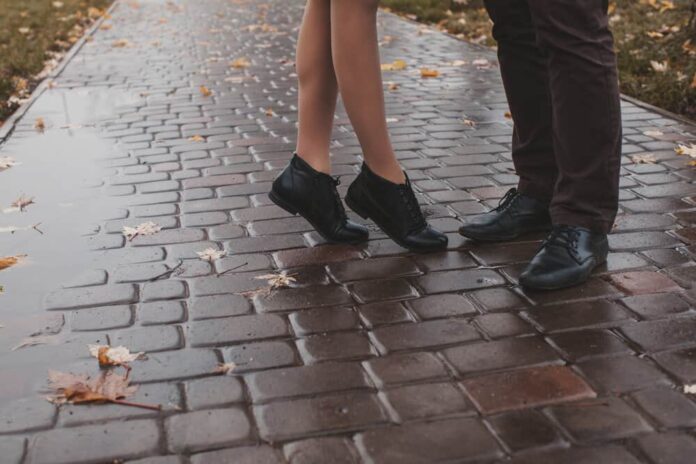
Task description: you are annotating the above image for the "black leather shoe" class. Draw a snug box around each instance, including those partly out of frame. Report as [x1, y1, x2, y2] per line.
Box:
[519, 225, 608, 290]
[458, 188, 551, 242]
[269, 154, 369, 244]
[345, 163, 448, 252]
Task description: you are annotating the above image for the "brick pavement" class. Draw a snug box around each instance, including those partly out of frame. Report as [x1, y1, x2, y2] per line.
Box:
[1, 0, 696, 462]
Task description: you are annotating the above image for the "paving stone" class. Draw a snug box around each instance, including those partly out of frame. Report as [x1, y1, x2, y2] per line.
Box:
[131, 349, 219, 383]
[297, 331, 375, 364]
[188, 314, 289, 347]
[186, 376, 245, 410]
[524, 300, 632, 333]
[621, 317, 696, 351]
[522, 279, 623, 305]
[384, 382, 473, 421]
[289, 307, 359, 335]
[190, 446, 283, 464]
[355, 418, 503, 464]
[223, 340, 298, 372]
[406, 293, 478, 319]
[412, 251, 477, 271]
[635, 432, 696, 464]
[577, 355, 671, 393]
[470, 287, 528, 311]
[70, 304, 133, 331]
[254, 391, 389, 442]
[138, 300, 186, 325]
[363, 352, 449, 387]
[110, 325, 182, 352]
[62, 269, 108, 288]
[166, 408, 252, 453]
[547, 397, 653, 444]
[141, 280, 187, 301]
[128, 456, 185, 464]
[350, 279, 419, 304]
[180, 197, 248, 213]
[416, 269, 506, 294]
[462, 365, 596, 414]
[273, 245, 363, 269]
[370, 319, 481, 354]
[621, 292, 692, 319]
[246, 362, 370, 403]
[509, 445, 642, 464]
[358, 301, 414, 328]
[474, 312, 535, 338]
[444, 337, 562, 375]
[189, 294, 251, 320]
[488, 410, 562, 452]
[608, 271, 682, 295]
[253, 285, 354, 312]
[548, 329, 633, 361]
[631, 387, 696, 428]
[30, 419, 159, 464]
[284, 437, 360, 464]
[0, 398, 56, 434]
[327, 257, 421, 282]
[44, 284, 138, 310]
[0, 437, 25, 464]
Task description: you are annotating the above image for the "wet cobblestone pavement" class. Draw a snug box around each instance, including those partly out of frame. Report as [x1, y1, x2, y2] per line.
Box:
[1, 0, 696, 462]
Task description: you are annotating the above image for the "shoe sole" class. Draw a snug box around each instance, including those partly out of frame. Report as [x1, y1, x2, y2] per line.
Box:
[345, 195, 447, 253]
[268, 190, 367, 246]
[519, 257, 607, 291]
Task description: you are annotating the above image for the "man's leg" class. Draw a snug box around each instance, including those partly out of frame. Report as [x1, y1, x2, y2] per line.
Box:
[459, 0, 555, 242]
[528, 0, 622, 233]
[519, 0, 622, 290]
[485, 0, 557, 201]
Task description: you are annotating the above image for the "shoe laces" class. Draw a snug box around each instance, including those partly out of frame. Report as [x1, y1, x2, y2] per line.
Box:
[316, 175, 348, 220]
[542, 225, 581, 260]
[399, 179, 427, 231]
[493, 188, 520, 213]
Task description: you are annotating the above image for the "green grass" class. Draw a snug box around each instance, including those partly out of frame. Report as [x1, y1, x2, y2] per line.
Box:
[382, 0, 696, 121]
[0, 0, 112, 124]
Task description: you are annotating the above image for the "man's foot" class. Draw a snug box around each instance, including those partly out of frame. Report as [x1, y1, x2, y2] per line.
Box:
[458, 188, 551, 242]
[519, 225, 608, 290]
[269, 154, 369, 244]
[345, 163, 448, 253]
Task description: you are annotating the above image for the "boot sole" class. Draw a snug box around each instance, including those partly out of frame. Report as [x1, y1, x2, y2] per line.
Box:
[268, 190, 367, 245]
[519, 257, 607, 291]
[345, 195, 447, 253]
[459, 224, 552, 243]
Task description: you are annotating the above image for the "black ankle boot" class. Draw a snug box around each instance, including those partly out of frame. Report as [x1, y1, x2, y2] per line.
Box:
[269, 154, 369, 244]
[345, 163, 448, 252]
[459, 188, 552, 242]
[519, 225, 608, 290]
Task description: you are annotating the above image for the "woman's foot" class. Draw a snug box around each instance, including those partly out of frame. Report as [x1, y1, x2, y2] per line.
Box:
[270, 154, 369, 244]
[345, 163, 448, 252]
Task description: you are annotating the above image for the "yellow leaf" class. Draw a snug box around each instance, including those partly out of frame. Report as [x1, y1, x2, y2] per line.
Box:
[199, 85, 212, 97]
[230, 57, 250, 69]
[386, 82, 400, 91]
[34, 118, 45, 133]
[420, 68, 440, 78]
[504, 111, 513, 120]
[188, 135, 204, 142]
[0, 255, 27, 271]
[381, 60, 407, 71]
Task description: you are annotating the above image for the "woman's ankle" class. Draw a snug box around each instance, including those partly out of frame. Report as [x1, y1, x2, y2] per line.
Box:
[363, 159, 406, 185]
[295, 151, 331, 175]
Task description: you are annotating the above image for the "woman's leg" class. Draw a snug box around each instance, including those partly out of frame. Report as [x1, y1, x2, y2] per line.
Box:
[330, 0, 405, 184]
[295, 0, 336, 174]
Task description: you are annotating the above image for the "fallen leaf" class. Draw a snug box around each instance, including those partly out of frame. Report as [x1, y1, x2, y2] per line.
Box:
[10, 195, 34, 212]
[34, 118, 46, 133]
[46, 369, 159, 410]
[381, 59, 407, 71]
[264, 108, 275, 117]
[650, 60, 668, 72]
[199, 85, 212, 97]
[449, 60, 468, 66]
[89, 345, 144, 367]
[386, 82, 400, 91]
[241, 271, 297, 298]
[230, 57, 251, 68]
[504, 111, 513, 119]
[213, 362, 236, 374]
[631, 154, 657, 164]
[0, 157, 19, 172]
[0, 255, 27, 271]
[188, 135, 204, 142]
[386, 117, 399, 123]
[675, 144, 696, 159]
[420, 68, 440, 78]
[685, 384, 696, 394]
[112, 39, 131, 48]
[463, 119, 477, 127]
[122, 222, 161, 241]
[643, 130, 664, 137]
[472, 58, 491, 69]
[197, 248, 226, 262]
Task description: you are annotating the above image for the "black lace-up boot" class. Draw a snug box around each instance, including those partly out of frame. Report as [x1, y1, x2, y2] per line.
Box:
[345, 163, 448, 252]
[269, 154, 369, 244]
[519, 225, 608, 290]
[458, 188, 551, 242]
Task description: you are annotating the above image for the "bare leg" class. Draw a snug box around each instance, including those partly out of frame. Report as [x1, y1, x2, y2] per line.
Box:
[295, 0, 336, 174]
[330, 0, 405, 184]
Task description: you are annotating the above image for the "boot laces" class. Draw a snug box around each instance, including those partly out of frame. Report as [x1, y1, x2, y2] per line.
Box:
[316, 175, 347, 220]
[494, 188, 520, 213]
[399, 180, 427, 231]
[543, 225, 581, 259]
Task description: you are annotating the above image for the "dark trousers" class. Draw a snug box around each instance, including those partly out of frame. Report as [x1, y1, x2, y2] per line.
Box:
[484, 0, 622, 234]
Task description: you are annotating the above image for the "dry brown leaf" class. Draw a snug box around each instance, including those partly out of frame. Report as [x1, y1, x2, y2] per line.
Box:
[46, 370, 159, 410]
[240, 271, 297, 298]
[463, 119, 477, 127]
[11, 195, 34, 212]
[0, 255, 26, 271]
[0, 157, 19, 172]
[89, 345, 144, 367]
[213, 362, 236, 374]
[199, 85, 212, 97]
[504, 111, 513, 119]
[197, 248, 226, 262]
[122, 222, 161, 241]
[386, 82, 400, 91]
[112, 39, 131, 48]
[381, 60, 407, 71]
[264, 108, 275, 117]
[631, 154, 657, 164]
[420, 68, 440, 78]
[34, 118, 46, 133]
[188, 135, 204, 142]
[230, 57, 251, 69]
